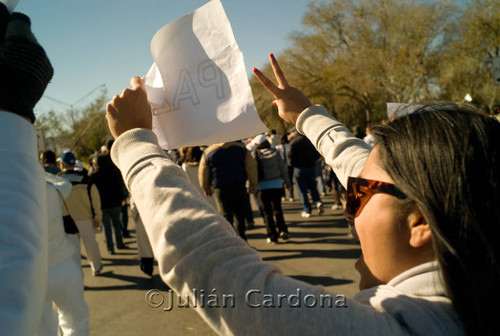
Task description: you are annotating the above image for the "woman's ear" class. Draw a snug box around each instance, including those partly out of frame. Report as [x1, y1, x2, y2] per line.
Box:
[407, 206, 432, 248]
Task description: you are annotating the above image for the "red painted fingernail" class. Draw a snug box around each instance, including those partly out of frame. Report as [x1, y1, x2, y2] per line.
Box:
[273, 101, 277, 106]
[270, 53, 275, 59]
[253, 67, 258, 73]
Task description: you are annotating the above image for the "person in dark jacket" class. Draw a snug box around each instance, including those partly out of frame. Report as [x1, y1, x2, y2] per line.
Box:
[288, 133, 324, 217]
[199, 141, 258, 241]
[90, 151, 126, 254]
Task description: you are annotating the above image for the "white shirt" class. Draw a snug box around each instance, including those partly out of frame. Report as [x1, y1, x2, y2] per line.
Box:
[45, 172, 76, 268]
[0, 111, 48, 335]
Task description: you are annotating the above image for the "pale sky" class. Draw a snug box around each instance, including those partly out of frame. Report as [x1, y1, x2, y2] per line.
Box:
[15, 0, 313, 116]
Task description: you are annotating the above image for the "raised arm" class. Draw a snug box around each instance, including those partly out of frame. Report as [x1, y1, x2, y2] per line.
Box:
[105, 71, 412, 335]
[253, 54, 370, 186]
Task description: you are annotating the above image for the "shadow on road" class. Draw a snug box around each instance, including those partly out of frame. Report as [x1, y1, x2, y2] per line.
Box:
[261, 248, 361, 262]
[84, 272, 168, 292]
[289, 275, 354, 286]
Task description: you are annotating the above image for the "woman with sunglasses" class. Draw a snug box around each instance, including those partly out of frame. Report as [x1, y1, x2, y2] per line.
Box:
[105, 57, 498, 335]
[253, 54, 499, 335]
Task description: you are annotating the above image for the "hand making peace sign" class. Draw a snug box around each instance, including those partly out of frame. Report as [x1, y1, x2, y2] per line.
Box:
[253, 53, 312, 125]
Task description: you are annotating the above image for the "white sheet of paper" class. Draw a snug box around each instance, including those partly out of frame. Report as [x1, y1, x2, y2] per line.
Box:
[144, 0, 266, 149]
[0, 0, 20, 13]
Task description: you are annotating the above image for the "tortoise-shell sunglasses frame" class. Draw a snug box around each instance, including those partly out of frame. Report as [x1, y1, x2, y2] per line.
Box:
[346, 176, 407, 218]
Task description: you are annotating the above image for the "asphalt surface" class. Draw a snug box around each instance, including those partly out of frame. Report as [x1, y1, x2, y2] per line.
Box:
[82, 192, 361, 335]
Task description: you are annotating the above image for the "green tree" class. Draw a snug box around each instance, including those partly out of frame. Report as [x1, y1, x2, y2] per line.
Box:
[251, 0, 492, 130]
[35, 89, 112, 162]
[35, 109, 65, 154]
[283, 0, 457, 127]
[438, 0, 500, 109]
[66, 91, 111, 160]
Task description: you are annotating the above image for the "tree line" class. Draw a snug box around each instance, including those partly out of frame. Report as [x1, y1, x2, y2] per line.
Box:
[252, 0, 500, 133]
[37, 0, 500, 158]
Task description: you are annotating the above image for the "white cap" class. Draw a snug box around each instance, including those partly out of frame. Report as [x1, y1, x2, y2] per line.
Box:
[252, 134, 267, 146]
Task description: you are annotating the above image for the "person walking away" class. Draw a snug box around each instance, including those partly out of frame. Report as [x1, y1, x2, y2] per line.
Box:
[130, 197, 155, 276]
[90, 151, 127, 254]
[252, 135, 291, 244]
[58, 151, 103, 275]
[179, 146, 216, 209]
[325, 165, 344, 211]
[315, 157, 327, 196]
[275, 133, 295, 201]
[40, 149, 61, 175]
[38, 172, 89, 335]
[199, 141, 258, 241]
[288, 133, 324, 217]
[120, 186, 130, 238]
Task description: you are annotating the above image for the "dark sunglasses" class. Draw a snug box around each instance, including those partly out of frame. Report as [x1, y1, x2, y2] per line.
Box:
[346, 176, 407, 218]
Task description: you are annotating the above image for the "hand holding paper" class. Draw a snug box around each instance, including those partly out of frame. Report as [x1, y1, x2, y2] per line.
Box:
[106, 77, 152, 139]
[253, 53, 312, 126]
[143, 0, 266, 149]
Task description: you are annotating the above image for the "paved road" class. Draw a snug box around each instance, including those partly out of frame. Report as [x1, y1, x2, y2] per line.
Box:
[82, 193, 361, 335]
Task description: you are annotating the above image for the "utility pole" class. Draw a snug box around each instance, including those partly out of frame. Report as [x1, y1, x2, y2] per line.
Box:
[43, 84, 106, 127]
[40, 84, 106, 151]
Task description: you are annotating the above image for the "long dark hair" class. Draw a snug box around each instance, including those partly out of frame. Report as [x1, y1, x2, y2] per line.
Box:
[372, 103, 500, 335]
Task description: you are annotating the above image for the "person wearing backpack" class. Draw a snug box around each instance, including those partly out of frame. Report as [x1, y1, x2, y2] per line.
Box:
[58, 151, 103, 275]
[252, 134, 291, 244]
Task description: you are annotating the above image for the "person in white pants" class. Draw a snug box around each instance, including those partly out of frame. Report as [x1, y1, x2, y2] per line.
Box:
[74, 219, 103, 274]
[59, 153, 104, 276]
[130, 197, 155, 276]
[38, 173, 89, 335]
